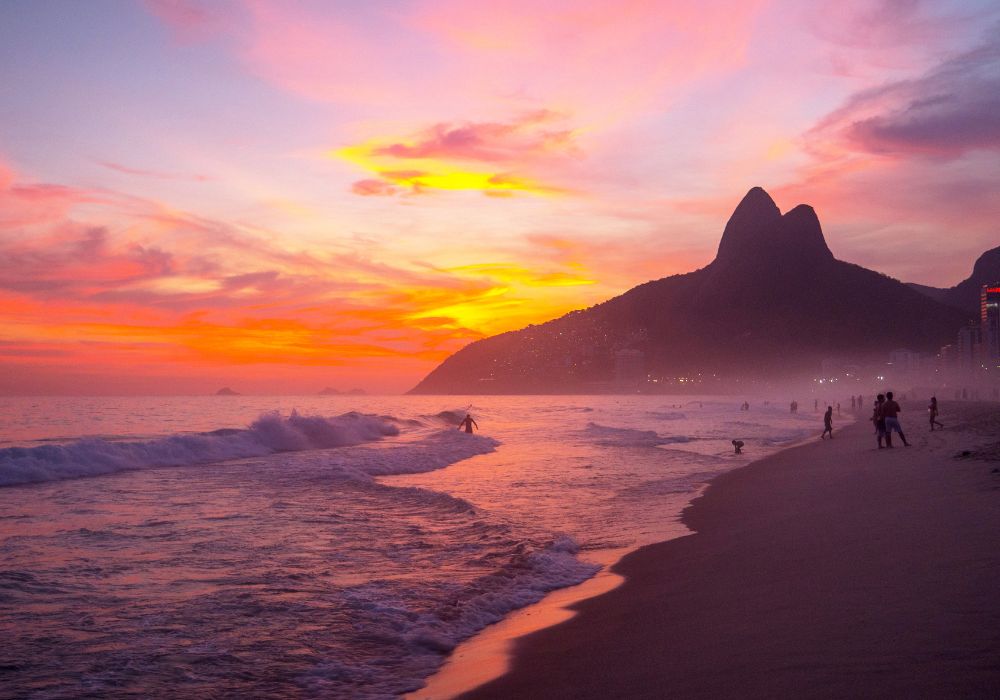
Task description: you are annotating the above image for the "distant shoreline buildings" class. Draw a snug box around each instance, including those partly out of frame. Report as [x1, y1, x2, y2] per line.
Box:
[857, 283, 1000, 401]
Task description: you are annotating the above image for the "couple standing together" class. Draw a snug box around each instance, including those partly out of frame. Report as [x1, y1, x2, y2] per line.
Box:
[872, 392, 909, 448]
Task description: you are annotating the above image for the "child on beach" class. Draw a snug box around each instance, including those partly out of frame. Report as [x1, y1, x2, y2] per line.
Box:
[821, 406, 834, 439]
[928, 397, 944, 431]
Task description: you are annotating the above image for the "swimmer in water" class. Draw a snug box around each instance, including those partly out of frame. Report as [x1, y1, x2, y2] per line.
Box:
[458, 413, 478, 434]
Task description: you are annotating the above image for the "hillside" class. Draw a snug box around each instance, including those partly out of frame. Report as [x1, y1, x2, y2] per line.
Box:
[410, 188, 972, 394]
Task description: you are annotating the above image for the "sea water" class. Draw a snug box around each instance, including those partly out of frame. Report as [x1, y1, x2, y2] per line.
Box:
[0, 395, 826, 698]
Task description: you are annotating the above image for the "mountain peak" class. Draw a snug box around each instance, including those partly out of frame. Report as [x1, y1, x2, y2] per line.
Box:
[714, 188, 781, 265]
[778, 204, 834, 262]
[714, 188, 833, 267]
[971, 246, 1000, 280]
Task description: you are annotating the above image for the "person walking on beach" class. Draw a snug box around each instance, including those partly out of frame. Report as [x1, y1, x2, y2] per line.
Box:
[821, 406, 834, 439]
[928, 396, 944, 431]
[458, 413, 479, 434]
[882, 391, 909, 447]
[873, 394, 887, 449]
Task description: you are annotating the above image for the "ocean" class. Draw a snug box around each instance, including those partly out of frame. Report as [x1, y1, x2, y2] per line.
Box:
[0, 395, 827, 698]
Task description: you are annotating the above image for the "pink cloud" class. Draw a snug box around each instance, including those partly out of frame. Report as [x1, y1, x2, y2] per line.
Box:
[352, 179, 400, 196]
[0, 160, 98, 228]
[807, 32, 1000, 159]
[372, 111, 576, 163]
[98, 160, 213, 182]
[175, 0, 766, 127]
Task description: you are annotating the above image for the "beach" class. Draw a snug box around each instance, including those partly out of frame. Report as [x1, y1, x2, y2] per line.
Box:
[458, 402, 1000, 699]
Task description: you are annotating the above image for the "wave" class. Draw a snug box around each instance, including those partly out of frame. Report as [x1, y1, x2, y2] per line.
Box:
[0, 411, 400, 487]
[406, 535, 598, 651]
[425, 409, 470, 426]
[585, 422, 692, 448]
[322, 535, 599, 697]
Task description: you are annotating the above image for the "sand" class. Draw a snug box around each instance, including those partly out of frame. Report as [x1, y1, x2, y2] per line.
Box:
[452, 403, 1000, 699]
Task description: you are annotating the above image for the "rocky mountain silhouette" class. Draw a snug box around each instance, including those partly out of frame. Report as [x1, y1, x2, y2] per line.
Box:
[908, 246, 1000, 316]
[410, 188, 971, 394]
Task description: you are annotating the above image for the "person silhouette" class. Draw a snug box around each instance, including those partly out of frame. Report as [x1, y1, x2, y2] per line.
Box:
[882, 391, 909, 447]
[873, 394, 887, 449]
[928, 397, 944, 431]
[821, 406, 834, 439]
[458, 413, 478, 434]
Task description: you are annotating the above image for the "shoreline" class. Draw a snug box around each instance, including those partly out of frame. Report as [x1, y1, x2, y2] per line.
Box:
[410, 420, 842, 698]
[456, 404, 1000, 698]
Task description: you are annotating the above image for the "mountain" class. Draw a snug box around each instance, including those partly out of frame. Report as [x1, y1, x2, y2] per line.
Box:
[908, 246, 1000, 316]
[215, 387, 240, 396]
[410, 187, 972, 394]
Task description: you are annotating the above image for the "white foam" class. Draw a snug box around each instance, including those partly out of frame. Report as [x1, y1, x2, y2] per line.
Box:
[0, 411, 401, 487]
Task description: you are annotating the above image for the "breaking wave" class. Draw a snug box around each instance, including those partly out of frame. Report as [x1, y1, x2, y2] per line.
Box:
[0, 411, 401, 487]
[584, 422, 692, 448]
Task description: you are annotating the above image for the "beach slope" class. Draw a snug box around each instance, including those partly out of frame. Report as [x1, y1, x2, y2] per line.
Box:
[462, 406, 1000, 699]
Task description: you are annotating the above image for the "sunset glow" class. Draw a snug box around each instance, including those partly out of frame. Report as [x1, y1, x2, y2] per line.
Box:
[1, 0, 998, 393]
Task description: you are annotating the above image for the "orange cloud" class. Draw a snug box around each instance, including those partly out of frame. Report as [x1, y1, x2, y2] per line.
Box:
[337, 112, 579, 196]
[0, 160, 618, 392]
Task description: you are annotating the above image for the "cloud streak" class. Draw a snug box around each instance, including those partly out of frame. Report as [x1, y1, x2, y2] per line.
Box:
[811, 28, 1000, 158]
[0, 160, 609, 390]
[338, 111, 579, 196]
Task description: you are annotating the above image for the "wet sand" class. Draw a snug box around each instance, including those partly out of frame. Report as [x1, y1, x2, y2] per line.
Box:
[456, 403, 1000, 699]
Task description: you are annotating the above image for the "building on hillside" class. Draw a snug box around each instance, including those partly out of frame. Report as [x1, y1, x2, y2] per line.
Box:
[981, 284, 1000, 363]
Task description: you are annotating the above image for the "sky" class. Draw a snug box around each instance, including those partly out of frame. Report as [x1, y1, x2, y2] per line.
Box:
[1, 0, 998, 394]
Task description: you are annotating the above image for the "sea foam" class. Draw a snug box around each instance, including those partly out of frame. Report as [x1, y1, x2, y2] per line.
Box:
[0, 411, 401, 487]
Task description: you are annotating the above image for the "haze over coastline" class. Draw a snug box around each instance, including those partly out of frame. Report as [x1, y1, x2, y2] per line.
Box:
[410, 187, 994, 394]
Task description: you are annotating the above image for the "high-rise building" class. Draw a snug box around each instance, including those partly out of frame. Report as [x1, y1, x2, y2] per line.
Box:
[981, 284, 1000, 362]
[956, 322, 981, 370]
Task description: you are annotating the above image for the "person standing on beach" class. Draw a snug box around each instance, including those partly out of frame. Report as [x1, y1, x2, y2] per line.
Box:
[873, 394, 887, 449]
[928, 397, 944, 431]
[458, 413, 479, 434]
[821, 406, 834, 439]
[882, 392, 909, 447]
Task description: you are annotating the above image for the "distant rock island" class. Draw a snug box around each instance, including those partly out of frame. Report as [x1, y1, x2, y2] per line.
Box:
[319, 387, 367, 395]
[410, 187, 977, 394]
[215, 387, 240, 396]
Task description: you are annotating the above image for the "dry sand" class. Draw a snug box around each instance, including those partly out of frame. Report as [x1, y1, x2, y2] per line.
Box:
[452, 402, 1000, 699]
